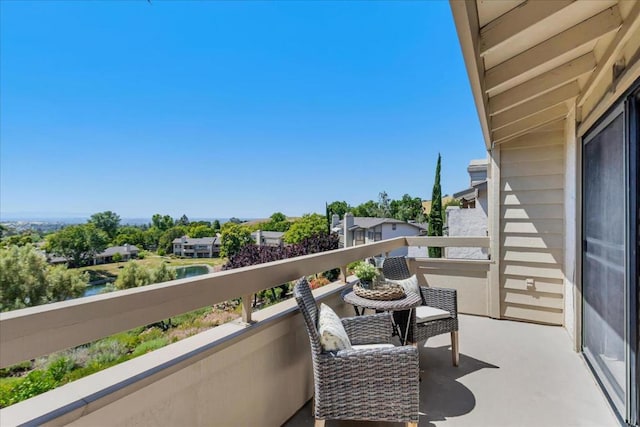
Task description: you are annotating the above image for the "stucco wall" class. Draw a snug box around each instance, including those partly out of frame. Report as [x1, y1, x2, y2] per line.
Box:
[446, 206, 488, 259]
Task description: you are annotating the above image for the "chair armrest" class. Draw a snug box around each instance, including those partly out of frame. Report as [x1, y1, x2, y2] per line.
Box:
[324, 346, 419, 389]
[421, 286, 458, 317]
[341, 312, 393, 345]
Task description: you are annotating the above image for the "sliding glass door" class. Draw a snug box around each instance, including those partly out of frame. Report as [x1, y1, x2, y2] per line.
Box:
[582, 84, 639, 425]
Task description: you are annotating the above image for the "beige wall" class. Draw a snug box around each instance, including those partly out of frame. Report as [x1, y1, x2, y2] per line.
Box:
[498, 123, 566, 325]
[410, 258, 490, 316]
[2, 284, 352, 427]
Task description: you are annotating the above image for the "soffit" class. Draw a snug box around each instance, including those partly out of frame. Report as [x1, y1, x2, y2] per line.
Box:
[452, 0, 639, 147]
[477, 0, 524, 28]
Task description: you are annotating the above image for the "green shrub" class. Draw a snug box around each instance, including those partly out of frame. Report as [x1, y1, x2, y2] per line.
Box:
[88, 339, 128, 365]
[111, 252, 123, 263]
[132, 337, 169, 358]
[137, 251, 146, 260]
[138, 327, 163, 342]
[157, 248, 166, 256]
[7, 370, 56, 404]
[47, 357, 75, 382]
[0, 377, 23, 407]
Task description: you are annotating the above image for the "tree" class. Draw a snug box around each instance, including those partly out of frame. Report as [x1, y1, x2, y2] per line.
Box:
[151, 262, 177, 284]
[113, 226, 146, 247]
[327, 201, 349, 219]
[151, 214, 174, 231]
[115, 262, 151, 289]
[228, 217, 243, 224]
[428, 154, 443, 258]
[44, 224, 109, 267]
[219, 223, 253, 258]
[283, 213, 328, 244]
[89, 211, 121, 239]
[392, 194, 426, 222]
[0, 245, 87, 312]
[176, 214, 190, 226]
[112, 252, 123, 263]
[270, 212, 286, 223]
[376, 191, 392, 218]
[188, 224, 215, 238]
[114, 261, 177, 290]
[157, 226, 187, 254]
[46, 265, 87, 302]
[212, 220, 221, 231]
[351, 200, 378, 217]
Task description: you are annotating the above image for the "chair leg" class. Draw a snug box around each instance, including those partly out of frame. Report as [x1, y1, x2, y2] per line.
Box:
[315, 419, 325, 427]
[451, 331, 459, 367]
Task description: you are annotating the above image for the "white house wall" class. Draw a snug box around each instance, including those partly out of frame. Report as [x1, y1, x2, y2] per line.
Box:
[446, 207, 489, 259]
[381, 223, 422, 257]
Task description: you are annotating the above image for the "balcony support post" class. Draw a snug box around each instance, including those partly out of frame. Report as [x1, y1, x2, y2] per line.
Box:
[241, 294, 253, 324]
[339, 265, 348, 283]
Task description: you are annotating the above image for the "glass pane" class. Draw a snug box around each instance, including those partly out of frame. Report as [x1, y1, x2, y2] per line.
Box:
[583, 112, 626, 413]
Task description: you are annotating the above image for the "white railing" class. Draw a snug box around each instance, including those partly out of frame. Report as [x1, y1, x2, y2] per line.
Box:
[0, 236, 489, 368]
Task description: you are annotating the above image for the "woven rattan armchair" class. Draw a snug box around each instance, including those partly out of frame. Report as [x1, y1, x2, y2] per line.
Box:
[383, 256, 459, 366]
[293, 277, 419, 427]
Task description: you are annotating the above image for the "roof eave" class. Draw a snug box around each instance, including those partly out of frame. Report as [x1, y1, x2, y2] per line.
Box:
[449, 0, 492, 150]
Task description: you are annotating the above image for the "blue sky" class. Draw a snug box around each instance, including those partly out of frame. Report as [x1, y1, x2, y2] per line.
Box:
[0, 1, 485, 220]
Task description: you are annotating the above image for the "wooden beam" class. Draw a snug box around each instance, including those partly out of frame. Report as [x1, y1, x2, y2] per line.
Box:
[449, 0, 492, 150]
[480, 0, 575, 56]
[493, 103, 568, 143]
[491, 81, 579, 130]
[489, 53, 595, 115]
[486, 6, 621, 92]
[577, 1, 640, 107]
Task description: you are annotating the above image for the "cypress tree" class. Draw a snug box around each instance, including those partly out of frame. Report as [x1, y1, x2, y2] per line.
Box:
[428, 154, 443, 258]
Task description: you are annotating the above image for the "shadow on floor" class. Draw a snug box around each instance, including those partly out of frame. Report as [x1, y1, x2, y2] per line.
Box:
[283, 345, 499, 427]
[419, 345, 499, 426]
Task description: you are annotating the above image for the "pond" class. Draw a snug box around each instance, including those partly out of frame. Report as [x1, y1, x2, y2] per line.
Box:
[83, 265, 211, 297]
[175, 265, 211, 279]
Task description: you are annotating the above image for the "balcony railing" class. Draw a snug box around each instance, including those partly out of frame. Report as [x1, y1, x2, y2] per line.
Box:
[0, 236, 490, 426]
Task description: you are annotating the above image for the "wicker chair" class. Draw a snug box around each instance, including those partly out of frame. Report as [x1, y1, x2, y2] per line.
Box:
[293, 277, 419, 427]
[383, 256, 459, 366]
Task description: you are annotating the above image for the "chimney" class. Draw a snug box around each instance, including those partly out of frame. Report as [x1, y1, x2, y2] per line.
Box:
[331, 214, 339, 228]
[124, 243, 130, 252]
[344, 213, 354, 247]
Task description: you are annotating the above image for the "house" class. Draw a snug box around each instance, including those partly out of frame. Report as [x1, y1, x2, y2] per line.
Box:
[331, 213, 426, 257]
[93, 244, 139, 265]
[251, 230, 285, 247]
[172, 236, 220, 258]
[446, 158, 489, 259]
[450, 0, 640, 422]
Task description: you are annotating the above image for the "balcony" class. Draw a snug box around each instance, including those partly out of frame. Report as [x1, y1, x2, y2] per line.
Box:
[0, 237, 616, 426]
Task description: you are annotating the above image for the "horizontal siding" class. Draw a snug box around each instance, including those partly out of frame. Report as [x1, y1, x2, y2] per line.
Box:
[502, 205, 564, 220]
[502, 174, 564, 191]
[499, 129, 565, 326]
[502, 234, 564, 250]
[502, 219, 564, 234]
[502, 189, 564, 205]
[502, 248, 564, 264]
[500, 144, 564, 163]
[501, 159, 564, 177]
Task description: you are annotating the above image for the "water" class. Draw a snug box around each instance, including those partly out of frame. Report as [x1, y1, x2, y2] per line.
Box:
[82, 265, 211, 296]
[175, 265, 210, 279]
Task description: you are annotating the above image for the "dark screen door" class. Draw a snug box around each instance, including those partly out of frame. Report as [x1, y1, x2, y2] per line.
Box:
[583, 107, 627, 416]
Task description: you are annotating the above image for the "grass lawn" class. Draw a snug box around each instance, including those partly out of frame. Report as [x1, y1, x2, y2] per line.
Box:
[78, 254, 227, 282]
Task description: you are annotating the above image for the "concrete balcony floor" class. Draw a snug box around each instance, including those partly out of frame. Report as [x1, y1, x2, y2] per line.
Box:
[285, 314, 618, 427]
